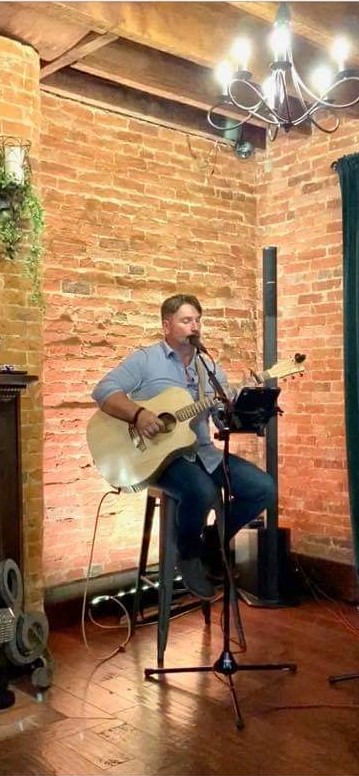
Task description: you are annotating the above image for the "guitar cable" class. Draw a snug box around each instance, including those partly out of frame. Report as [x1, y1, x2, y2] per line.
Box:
[81, 490, 132, 662]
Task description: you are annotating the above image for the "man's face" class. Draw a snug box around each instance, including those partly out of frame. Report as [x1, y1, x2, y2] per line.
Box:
[163, 304, 202, 347]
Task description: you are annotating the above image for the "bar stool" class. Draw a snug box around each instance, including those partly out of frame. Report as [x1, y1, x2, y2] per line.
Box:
[131, 486, 211, 666]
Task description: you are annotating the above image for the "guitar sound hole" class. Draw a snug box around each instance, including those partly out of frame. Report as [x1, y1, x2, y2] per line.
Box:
[159, 412, 176, 433]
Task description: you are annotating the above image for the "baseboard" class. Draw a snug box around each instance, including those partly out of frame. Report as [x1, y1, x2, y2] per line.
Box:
[292, 553, 359, 603]
[44, 568, 140, 629]
[44, 553, 359, 630]
[44, 564, 192, 630]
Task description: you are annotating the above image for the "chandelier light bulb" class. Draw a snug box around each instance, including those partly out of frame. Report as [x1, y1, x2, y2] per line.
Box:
[230, 37, 251, 72]
[331, 36, 350, 72]
[262, 76, 276, 110]
[215, 61, 233, 95]
[311, 65, 334, 97]
[270, 22, 291, 62]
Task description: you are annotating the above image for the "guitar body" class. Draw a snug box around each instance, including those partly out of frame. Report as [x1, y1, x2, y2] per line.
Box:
[86, 386, 197, 491]
[87, 354, 306, 492]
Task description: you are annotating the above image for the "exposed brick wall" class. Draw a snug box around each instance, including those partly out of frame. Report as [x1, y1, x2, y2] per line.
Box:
[1, 33, 356, 603]
[256, 121, 358, 563]
[40, 93, 260, 587]
[0, 37, 43, 609]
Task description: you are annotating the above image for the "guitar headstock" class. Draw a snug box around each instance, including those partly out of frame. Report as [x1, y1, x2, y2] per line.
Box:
[266, 353, 306, 381]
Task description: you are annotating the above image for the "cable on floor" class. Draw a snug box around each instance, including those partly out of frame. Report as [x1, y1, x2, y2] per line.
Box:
[81, 490, 132, 663]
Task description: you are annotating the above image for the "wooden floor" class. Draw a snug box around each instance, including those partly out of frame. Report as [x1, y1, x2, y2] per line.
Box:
[2, 595, 359, 775]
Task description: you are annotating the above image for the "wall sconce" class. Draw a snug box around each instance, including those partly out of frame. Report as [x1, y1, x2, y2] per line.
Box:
[0, 136, 31, 187]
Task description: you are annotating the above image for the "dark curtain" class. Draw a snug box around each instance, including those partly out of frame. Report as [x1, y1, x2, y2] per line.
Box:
[336, 153, 359, 572]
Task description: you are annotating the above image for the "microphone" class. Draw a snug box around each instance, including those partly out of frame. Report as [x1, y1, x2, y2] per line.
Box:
[188, 334, 209, 354]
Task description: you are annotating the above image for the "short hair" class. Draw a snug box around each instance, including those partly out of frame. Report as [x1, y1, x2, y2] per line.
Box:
[161, 294, 202, 321]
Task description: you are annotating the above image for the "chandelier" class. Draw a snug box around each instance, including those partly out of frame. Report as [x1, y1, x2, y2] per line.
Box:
[207, 2, 359, 141]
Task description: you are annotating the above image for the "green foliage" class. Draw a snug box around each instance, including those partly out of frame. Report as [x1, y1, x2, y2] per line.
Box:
[0, 159, 45, 307]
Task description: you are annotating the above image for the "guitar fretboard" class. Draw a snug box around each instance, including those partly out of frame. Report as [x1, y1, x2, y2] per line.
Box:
[174, 367, 281, 423]
[175, 397, 213, 422]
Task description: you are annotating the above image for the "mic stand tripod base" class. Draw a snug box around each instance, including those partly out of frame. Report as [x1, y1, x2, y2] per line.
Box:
[328, 672, 359, 685]
[144, 564, 298, 729]
[144, 640, 297, 730]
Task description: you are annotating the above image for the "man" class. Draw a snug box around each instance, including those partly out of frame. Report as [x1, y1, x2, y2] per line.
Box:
[92, 293, 275, 601]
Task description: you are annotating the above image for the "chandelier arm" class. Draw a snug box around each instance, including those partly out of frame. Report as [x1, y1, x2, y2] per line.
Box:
[207, 102, 248, 132]
[227, 73, 338, 129]
[268, 125, 279, 142]
[291, 101, 323, 124]
[309, 112, 340, 133]
[228, 79, 264, 114]
[278, 70, 324, 125]
[277, 69, 296, 125]
[292, 70, 359, 110]
[273, 67, 321, 125]
[228, 80, 280, 126]
[228, 75, 318, 128]
[290, 66, 313, 111]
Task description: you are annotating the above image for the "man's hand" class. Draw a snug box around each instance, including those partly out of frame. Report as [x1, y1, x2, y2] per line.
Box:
[135, 409, 165, 439]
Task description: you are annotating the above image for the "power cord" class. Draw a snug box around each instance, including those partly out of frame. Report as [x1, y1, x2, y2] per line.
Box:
[293, 553, 359, 639]
[81, 490, 132, 663]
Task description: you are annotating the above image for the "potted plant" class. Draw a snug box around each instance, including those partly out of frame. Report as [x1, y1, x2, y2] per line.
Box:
[0, 137, 44, 306]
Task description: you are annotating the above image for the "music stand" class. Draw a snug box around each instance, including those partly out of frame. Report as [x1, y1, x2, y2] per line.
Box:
[145, 363, 297, 728]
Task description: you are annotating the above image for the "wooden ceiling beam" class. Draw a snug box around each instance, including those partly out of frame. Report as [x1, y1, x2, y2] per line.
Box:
[71, 39, 219, 111]
[37, 1, 353, 84]
[40, 31, 118, 79]
[40, 66, 267, 149]
[32, 1, 270, 67]
[40, 1, 359, 69]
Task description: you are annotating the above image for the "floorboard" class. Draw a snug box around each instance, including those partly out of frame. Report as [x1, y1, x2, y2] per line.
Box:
[2, 597, 359, 775]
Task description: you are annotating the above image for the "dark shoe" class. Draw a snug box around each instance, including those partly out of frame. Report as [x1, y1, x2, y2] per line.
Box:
[201, 525, 224, 581]
[177, 557, 216, 601]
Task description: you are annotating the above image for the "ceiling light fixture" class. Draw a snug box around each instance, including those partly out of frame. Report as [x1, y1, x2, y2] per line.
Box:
[207, 2, 359, 141]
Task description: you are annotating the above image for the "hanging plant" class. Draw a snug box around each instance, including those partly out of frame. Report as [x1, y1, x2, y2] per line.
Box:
[0, 137, 45, 307]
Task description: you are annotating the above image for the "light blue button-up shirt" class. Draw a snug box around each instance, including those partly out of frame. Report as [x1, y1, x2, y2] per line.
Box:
[92, 340, 230, 472]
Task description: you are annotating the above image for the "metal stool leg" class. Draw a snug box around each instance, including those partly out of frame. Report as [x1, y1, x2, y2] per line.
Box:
[157, 494, 178, 667]
[131, 492, 157, 636]
[133, 489, 215, 664]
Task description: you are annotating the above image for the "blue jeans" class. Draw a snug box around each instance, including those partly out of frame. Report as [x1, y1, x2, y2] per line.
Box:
[156, 454, 275, 559]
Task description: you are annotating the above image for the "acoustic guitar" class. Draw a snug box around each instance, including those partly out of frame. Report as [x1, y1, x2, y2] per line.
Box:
[87, 355, 305, 492]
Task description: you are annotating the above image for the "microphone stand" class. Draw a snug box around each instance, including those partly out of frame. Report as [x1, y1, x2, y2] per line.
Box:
[144, 342, 297, 729]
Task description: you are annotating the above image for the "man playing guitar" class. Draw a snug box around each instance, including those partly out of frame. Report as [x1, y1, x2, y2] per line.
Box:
[91, 293, 276, 601]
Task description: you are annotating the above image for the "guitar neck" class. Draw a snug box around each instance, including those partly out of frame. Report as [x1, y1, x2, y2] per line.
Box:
[176, 373, 268, 422]
[176, 397, 214, 422]
[175, 359, 299, 423]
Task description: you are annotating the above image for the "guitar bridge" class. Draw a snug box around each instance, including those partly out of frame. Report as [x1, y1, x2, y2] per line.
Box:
[129, 425, 147, 451]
